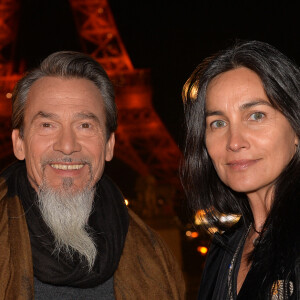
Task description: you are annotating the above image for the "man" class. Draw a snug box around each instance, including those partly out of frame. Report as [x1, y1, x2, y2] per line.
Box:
[0, 51, 185, 299]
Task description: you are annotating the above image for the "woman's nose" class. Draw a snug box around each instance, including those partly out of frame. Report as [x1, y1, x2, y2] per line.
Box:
[226, 126, 250, 152]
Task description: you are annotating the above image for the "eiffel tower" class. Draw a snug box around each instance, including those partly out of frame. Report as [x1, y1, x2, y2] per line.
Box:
[0, 0, 182, 195]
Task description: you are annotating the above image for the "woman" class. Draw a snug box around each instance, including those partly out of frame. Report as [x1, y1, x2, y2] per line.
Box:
[181, 40, 300, 299]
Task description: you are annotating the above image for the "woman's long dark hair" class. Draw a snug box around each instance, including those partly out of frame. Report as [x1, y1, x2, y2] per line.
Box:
[181, 40, 300, 298]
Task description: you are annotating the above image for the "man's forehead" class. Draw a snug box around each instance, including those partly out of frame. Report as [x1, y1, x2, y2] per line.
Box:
[25, 77, 104, 110]
[28, 76, 101, 97]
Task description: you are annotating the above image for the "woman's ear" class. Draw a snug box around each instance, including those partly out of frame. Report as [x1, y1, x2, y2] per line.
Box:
[12, 129, 25, 160]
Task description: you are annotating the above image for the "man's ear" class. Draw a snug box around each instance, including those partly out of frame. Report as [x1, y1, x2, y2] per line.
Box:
[12, 129, 25, 160]
[105, 133, 115, 162]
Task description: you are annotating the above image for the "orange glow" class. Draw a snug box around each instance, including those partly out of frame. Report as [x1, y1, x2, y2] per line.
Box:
[185, 231, 192, 237]
[6, 92, 12, 99]
[185, 231, 199, 238]
[208, 227, 218, 234]
[197, 246, 208, 255]
[195, 209, 208, 225]
[191, 232, 199, 238]
[124, 199, 129, 206]
[195, 209, 241, 226]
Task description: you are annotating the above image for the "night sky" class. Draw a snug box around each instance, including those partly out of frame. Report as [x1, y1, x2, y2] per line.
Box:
[109, 0, 300, 145]
[14, 0, 300, 145]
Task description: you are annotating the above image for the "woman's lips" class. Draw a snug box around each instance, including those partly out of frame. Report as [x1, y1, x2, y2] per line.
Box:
[226, 159, 261, 170]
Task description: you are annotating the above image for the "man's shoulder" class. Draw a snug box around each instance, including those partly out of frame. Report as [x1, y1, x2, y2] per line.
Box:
[126, 208, 181, 259]
[127, 208, 165, 247]
[0, 161, 24, 202]
[114, 208, 186, 299]
[0, 175, 8, 204]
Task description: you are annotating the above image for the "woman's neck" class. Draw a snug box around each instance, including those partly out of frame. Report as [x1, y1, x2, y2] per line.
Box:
[246, 185, 274, 230]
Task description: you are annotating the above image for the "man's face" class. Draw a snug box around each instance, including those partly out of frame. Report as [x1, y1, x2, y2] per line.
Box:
[12, 76, 115, 192]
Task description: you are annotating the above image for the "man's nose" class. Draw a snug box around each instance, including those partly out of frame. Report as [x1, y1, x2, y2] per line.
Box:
[53, 127, 81, 155]
[226, 126, 250, 152]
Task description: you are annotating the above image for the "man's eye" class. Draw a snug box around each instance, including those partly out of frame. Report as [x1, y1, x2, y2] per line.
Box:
[249, 112, 265, 121]
[81, 123, 91, 129]
[211, 120, 226, 128]
[42, 123, 51, 128]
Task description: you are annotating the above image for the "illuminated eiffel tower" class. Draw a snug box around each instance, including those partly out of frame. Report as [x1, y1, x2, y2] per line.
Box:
[0, 0, 181, 190]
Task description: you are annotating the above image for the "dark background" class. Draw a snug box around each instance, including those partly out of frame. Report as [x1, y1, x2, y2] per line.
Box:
[14, 0, 300, 146]
[101, 0, 300, 145]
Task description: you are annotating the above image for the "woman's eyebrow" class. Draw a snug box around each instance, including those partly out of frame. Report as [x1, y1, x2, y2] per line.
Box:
[205, 99, 272, 117]
[205, 110, 223, 117]
[240, 99, 272, 110]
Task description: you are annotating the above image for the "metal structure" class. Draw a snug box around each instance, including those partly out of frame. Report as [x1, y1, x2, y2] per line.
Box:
[0, 0, 181, 188]
[69, 0, 134, 74]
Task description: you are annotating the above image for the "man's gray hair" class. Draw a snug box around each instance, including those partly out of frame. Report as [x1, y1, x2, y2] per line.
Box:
[12, 51, 117, 138]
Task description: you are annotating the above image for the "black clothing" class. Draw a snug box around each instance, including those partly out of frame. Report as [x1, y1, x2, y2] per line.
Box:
[198, 221, 299, 299]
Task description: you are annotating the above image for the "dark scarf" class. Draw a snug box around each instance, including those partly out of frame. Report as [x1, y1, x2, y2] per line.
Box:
[5, 161, 129, 288]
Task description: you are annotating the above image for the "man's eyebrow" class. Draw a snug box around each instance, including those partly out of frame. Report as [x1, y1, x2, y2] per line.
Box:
[74, 112, 101, 124]
[31, 111, 59, 123]
[205, 99, 272, 117]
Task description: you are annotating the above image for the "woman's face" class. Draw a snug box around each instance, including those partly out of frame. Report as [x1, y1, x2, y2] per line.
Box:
[205, 67, 298, 197]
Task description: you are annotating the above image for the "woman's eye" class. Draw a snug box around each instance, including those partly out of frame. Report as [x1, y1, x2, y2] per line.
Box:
[211, 120, 226, 128]
[249, 112, 265, 121]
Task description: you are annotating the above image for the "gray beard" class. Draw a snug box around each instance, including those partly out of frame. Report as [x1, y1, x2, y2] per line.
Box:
[37, 177, 97, 271]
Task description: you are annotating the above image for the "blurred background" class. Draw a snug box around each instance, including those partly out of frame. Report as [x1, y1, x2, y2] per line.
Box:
[0, 1, 299, 298]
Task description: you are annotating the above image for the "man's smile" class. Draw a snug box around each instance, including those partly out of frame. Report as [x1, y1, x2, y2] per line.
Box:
[50, 163, 84, 170]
